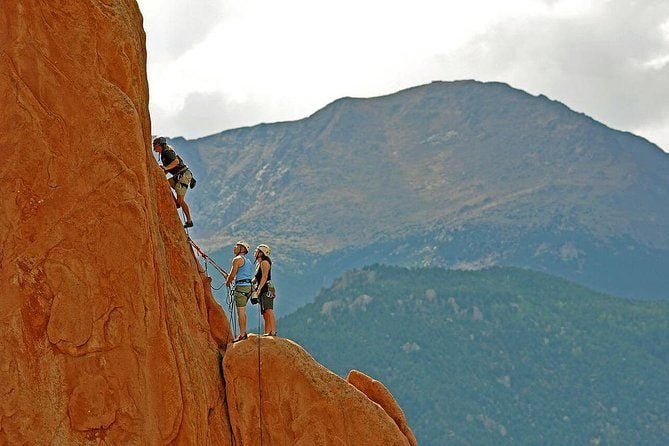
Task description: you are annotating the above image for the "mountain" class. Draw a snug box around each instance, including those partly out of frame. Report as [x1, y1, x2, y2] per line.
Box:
[175, 80, 669, 312]
[278, 265, 669, 446]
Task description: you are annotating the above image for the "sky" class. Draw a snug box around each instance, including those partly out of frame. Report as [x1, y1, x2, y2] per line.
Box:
[137, 0, 669, 152]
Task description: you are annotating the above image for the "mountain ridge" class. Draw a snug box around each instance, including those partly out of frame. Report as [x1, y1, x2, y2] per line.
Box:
[177, 80, 666, 154]
[175, 79, 669, 306]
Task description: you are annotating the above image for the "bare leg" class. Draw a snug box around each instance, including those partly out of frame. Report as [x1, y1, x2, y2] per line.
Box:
[177, 196, 192, 222]
[169, 190, 181, 209]
[237, 306, 247, 336]
[262, 311, 270, 334]
[265, 309, 276, 334]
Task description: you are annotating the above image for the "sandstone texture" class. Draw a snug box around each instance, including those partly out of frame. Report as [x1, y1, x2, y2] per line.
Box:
[224, 336, 410, 446]
[0, 2, 414, 445]
[0, 1, 231, 444]
[347, 370, 418, 446]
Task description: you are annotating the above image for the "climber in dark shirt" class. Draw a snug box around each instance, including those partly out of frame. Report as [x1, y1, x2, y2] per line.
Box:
[152, 136, 194, 228]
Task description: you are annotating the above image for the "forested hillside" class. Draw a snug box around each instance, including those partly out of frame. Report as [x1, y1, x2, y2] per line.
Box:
[280, 266, 669, 445]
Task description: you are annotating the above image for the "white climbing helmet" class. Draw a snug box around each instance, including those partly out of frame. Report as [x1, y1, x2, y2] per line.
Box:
[256, 244, 271, 257]
[236, 241, 250, 252]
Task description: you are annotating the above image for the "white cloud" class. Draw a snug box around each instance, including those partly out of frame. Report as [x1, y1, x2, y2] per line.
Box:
[662, 18, 669, 40]
[643, 54, 669, 70]
[140, 1, 225, 60]
[137, 0, 669, 151]
[434, 0, 669, 145]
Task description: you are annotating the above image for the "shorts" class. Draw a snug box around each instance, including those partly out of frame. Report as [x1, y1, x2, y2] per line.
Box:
[260, 290, 274, 314]
[233, 285, 252, 307]
[169, 170, 192, 197]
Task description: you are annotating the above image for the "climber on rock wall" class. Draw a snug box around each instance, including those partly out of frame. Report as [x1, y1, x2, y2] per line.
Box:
[226, 241, 254, 342]
[152, 136, 195, 228]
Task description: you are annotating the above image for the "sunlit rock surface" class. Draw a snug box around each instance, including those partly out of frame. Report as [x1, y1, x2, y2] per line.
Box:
[347, 370, 418, 446]
[0, 2, 231, 443]
[0, 2, 414, 445]
[224, 336, 411, 446]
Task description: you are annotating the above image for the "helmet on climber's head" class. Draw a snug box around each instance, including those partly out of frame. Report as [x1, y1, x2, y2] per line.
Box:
[152, 136, 167, 152]
[235, 241, 250, 254]
[256, 244, 271, 258]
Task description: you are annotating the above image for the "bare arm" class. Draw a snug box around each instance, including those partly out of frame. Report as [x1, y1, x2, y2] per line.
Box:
[162, 159, 179, 172]
[257, 260, 270, 294]
[226, 257, 243, 287]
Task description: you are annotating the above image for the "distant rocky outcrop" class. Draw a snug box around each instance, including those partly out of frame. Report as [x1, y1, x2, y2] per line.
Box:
[347, 370, 418, 446]
[0, 2, 413, 445]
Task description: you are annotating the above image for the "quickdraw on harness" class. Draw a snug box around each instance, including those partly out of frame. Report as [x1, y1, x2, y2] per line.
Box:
[188, 237, 240, 336]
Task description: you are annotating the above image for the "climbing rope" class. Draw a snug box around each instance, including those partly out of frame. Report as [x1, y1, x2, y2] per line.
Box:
[188, 234, 263, 442]
[257, 302, 263, 445]
[188, 237, 229, 278]
[206, 260, 226, 290]
[188, 237, 239, 337]
[227, 286, 238, 337]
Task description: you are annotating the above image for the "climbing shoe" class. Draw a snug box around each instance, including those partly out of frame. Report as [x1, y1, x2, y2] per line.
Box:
[184, 221, 194, 228]
[233, 333, 248, 343]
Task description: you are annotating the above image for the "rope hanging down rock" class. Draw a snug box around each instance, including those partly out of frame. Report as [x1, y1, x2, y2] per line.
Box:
[189, 237, 264, 443]
[257, 304, 264, 445]
[188, 237, 240, 336]
[188, 237, 229, 278]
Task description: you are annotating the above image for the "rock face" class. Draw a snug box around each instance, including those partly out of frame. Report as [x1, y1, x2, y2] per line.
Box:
[0, 2, 413, 445]
[224, 336, 411, 446]
[347, 370, 418, 446]
[0, 1, 232, 444]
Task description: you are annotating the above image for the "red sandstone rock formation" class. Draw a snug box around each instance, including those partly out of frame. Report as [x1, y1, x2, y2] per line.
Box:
[224, 336, 410, 446]
[0, 1, 231, 444]
[347, 370, 418, 446]
[0, 2, 414, 445]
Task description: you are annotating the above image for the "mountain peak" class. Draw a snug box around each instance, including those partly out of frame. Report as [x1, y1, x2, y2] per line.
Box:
[176, 77, 668, 304]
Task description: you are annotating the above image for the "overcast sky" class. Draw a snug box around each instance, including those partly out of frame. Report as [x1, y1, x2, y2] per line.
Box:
[137, 0, 669, 151]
